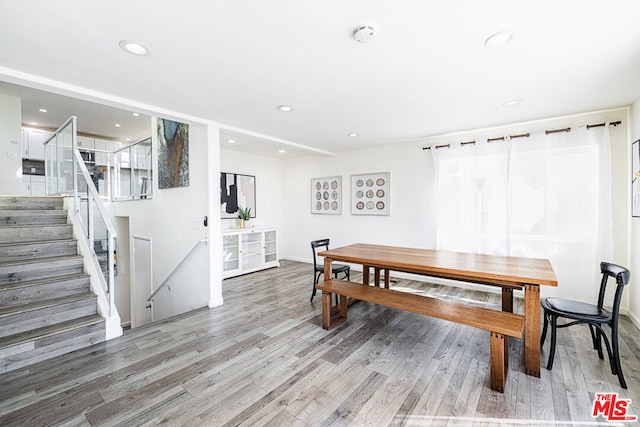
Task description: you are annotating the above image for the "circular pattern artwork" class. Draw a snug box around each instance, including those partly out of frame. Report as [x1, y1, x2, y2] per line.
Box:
[311, 176, 342, 214]
[351, 172, 389, 215]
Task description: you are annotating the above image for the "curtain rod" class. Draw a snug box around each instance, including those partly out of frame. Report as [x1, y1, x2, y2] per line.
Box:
[422, 120, 622, 150]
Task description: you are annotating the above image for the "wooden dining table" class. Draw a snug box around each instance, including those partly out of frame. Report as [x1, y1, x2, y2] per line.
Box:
[318, 243, 558, 378]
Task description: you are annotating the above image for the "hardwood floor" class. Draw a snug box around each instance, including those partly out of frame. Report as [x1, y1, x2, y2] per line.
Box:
[1, 260, 638, 426]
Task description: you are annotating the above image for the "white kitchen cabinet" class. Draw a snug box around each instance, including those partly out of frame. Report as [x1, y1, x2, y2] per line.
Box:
[222, 227, 279, 278]
[22, 128, 52, 160]
[94, 138, 120, 166]
[76, 135, 95, 149]
[22, 175, 46, 196]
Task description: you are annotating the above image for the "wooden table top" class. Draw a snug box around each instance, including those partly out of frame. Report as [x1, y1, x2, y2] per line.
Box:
[319, 243, 557, 288]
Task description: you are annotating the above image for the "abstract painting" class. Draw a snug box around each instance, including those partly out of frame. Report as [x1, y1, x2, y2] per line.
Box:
[311, 176, 341, 214]
[351, 172, 390, 216]
[157, 118, 189, 189]
[220, 173, 256, 219]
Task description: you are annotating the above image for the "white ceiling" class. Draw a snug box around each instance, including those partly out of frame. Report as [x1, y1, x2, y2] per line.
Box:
[1, 0, 639, 156]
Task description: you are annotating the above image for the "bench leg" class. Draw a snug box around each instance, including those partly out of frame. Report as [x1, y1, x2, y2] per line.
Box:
[321, 291, 348, 330]
[321, 291, 332, 329]
[490, 331, 508, 393]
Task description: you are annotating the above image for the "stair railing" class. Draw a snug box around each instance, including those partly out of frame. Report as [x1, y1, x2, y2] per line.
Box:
[43, 116, 118, 318]
[147, 238, 208, 322]
[112, 136, 153, 201]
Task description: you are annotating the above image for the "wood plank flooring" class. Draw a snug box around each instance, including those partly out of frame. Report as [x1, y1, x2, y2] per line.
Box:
[0, 260, 638, 426]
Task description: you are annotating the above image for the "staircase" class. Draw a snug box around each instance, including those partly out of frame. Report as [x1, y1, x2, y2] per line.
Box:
[0, 196, 105, 374]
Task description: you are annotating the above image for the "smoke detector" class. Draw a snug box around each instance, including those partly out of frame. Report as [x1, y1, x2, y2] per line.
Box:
[353, 25, 375, 43]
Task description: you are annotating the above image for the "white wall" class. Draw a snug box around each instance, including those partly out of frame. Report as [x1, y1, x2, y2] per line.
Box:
[629, 99, 640, 327]
[282, 109, 630, 302]
[282, 141, 436, 262]
[110, 118, 212, 322]
[0, 93, 22, 195]
[220, 149, 285, 260]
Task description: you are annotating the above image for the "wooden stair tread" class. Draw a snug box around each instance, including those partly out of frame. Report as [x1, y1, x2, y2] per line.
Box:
[0, 254, 83, 268]
[0, 292, 96, 318]
[0, 238, 76, 248]
[0, 272, 90, 290]
[316, 279, 524, 338]
[0, 314, 104, 349]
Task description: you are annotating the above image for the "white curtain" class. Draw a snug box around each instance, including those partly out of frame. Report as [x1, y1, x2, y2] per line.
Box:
[432, 126, 613, 301]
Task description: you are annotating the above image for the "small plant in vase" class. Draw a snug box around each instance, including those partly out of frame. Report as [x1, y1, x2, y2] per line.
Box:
[237, 206, 251, 228]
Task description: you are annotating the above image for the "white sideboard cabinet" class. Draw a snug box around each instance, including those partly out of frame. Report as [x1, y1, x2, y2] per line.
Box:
[222, 227, 279, 278]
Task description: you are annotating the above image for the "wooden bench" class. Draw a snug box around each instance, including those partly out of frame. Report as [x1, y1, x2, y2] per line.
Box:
[315, 279, 525, 393]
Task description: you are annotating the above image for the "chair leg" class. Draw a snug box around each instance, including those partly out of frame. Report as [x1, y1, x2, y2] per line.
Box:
[611, 324, 627, 389]
[346, 269, 350, 281]
[311, 272, 323, 302]
[591, 325, 605, 359]
[540, 310, 549, 347]
[547, 315, 557, 370]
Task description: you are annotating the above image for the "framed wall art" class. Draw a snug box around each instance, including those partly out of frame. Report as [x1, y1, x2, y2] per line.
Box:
[311, 176, 342, 214]
[220, 172, 256, 219]
[633, 139, 640, 217]
[351, 172, 389, 216]
[157, 118, 189, 189]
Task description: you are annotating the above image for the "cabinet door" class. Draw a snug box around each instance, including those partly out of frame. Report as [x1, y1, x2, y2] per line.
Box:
[264, 230, 278, 264]
[222, 234, 241, 277]
[76, 136, 95, 149]
[94, 138, 120, 166]
[22, 176, 31, 195]
[30, 176, 46, 196]
[21, 129, 28, 157]
[26, 128, 52, 160]
[241, 232, 263, 271]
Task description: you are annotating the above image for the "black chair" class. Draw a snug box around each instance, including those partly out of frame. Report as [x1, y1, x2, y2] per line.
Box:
[310, 239, 350, 302]
[540, 262, 631, 388]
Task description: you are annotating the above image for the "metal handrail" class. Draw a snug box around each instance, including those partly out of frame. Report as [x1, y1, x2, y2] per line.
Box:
[113, 136, 151, 154]
[147, 238, 208, 301]
[43, 115, 76, 146]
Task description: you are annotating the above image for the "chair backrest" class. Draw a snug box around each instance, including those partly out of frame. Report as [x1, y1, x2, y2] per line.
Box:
[311, 239, 330, 269]
[598, 262, 631, 317]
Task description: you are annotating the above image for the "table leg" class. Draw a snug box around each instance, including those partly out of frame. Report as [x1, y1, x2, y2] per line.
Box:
[324, 257, 332, 282]
[502, 288, 513, 313]
[501, 288, 513, 370]
[374, 268, 381, 287]
[524, 284, 541, 377]
[363, 265, 370, 285]
[384, 269, 390, 289]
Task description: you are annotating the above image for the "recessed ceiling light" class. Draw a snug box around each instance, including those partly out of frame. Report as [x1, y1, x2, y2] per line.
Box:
[114, 123, 122, 127]
[227, 139, 237, 144]
[132, 112, 140, 117]
[38, 108, 47, 113]
[277, 105, 293, 112]
[30, 122, 37, 125]
[502, 99, 523, 107]
[278, 149, 286, 154]
[125, 138, 131, 141]
[484, 31, 513, 48]
[347, 133, 359, 137]
[119, 40, 151, 56]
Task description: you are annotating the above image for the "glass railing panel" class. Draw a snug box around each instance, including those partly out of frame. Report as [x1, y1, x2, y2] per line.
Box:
[91, 200, 110, 284]
[45, 134, 58, 195]
[112, 137, 152, 201]
[58, 123, 75, 195]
